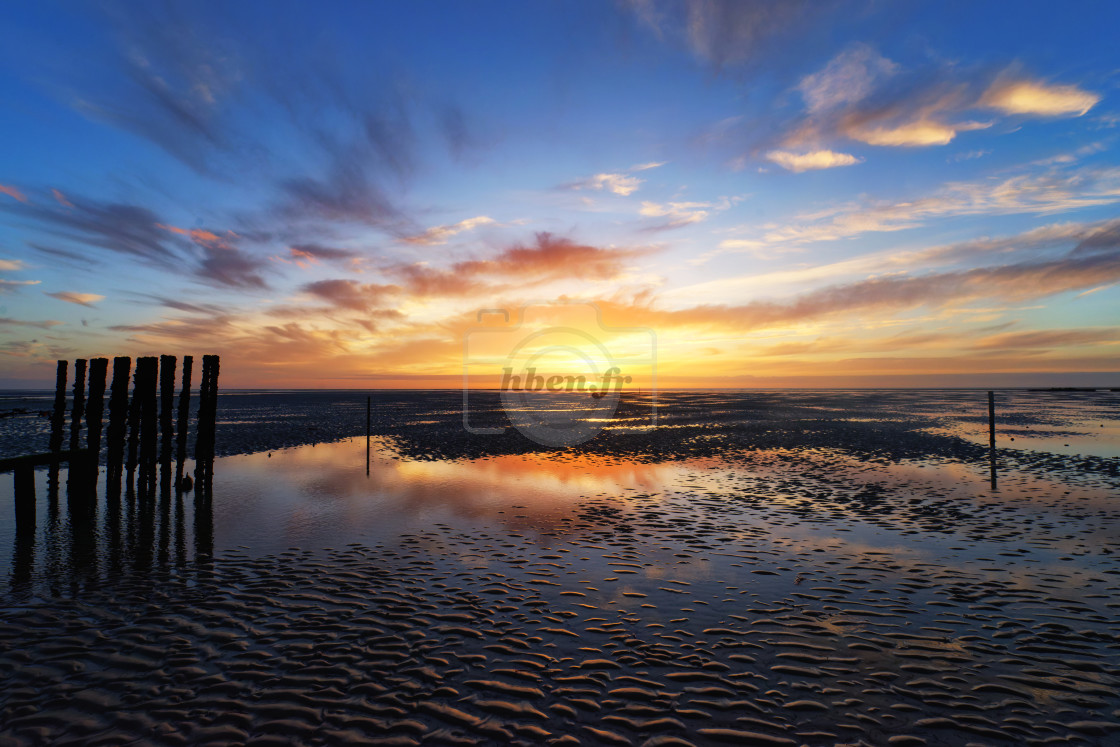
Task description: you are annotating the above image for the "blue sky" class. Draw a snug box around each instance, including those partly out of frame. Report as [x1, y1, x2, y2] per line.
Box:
[1, 1, 1119, 388]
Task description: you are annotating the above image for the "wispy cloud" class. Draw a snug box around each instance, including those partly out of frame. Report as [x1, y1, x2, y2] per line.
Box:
[402, 216, 496, 245]
[628, 0, 824, 70]
[45, 291, 105, 307]
[0, 259, 27, 271]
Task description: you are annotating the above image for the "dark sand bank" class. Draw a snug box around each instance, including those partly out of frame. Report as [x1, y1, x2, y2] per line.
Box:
[2, 391, 1119, 745]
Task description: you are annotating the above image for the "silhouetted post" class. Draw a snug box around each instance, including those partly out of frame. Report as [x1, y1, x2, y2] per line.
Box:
[366, 395, 371, 476]
[176, 356, 193, 468]
[107, 357, 131, 479]
[137, 357, 159, 493]
[193, 355, 220, 492]
[126, 361, 143, 479]
[69, 359, 87, 453]
[988, 390, 997, 490]
[49, 360, 68, 452]
[159, 355, 176, 464]
[86, 358, 109, 462]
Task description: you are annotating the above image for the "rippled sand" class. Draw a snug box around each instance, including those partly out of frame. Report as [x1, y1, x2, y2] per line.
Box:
[2, 390, 1119, 745]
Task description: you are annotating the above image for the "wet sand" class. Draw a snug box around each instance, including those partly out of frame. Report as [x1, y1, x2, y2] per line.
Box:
[1, 390, 1119, 745]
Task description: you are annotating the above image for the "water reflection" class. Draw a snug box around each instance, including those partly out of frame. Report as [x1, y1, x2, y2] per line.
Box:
[210, 438, 685, 553]
[3, 457, 213, 598]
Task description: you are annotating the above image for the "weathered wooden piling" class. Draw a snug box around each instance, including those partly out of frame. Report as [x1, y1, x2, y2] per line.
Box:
[194, 355, 220, 461]
[176, 356, 193, 465]
[137, 357, 159, 483]
[107, 357, 131, 472]
[159, 355, 176, 463]
[69, 359, 87, 453]
[125, 361, 143, 476]
[366, 395, 371, 476]
[86, 358, 109, 460]
[49, 360, 68, 452]
[193, 355, 220, 492]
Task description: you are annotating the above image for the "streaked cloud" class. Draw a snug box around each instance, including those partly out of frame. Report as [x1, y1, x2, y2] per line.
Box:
[44, 291, 105, 307]
[766, 149, 861, 172]
[0, 317, 64, 329]
[847, 119, 991, 147]
[0, 279, 42, 293]
[0, 259, 27, 271]
[0, 184, 28, 203]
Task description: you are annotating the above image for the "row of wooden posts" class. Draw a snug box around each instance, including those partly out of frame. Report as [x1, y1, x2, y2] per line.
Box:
[4, 355, 220, 528]
[47, 354, 220, 476]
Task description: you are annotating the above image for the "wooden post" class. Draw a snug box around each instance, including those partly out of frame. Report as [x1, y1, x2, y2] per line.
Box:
[49, 360, 68, 452]
[366, 395, 371, 476]
[107, 357, 131, 473]
[988, 391, 996, 449]
[159, 355, 176, 463]
[86, 358, 109, 461]
[137, 357, 159, 479]
[988, 390, 997, 490]
[194, 356, 212, 462]
[69, 359, 87, 453]
[176, 356, 193, 465]
[125, 360, 143, 476]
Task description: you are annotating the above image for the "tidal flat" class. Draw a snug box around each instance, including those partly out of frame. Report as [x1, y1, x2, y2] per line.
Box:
[1, 390, 1118, 746]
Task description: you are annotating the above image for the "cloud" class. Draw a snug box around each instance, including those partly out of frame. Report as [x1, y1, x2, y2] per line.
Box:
[766, 149, 861, 172]
[0, 184, 28, 203]
[638, 200, 712, 228]
[302, 279, 399, 312]
[0, 259, 27, 271]
[628, 0, 821, 70]
[754, 165, 1120, 246]
[798, 43, 898, 113]
[970, 328, 1118, 350]
[45, 291, 105, 307]
[386, 233, 653, 297]
[402, 216, 497, 245]
[846, 118, 991, 147]
[564, 172, 645, 197]
[51, 189, 74, 208]
[0, 279, 42, 293]
[602, 246, 1120, 335]
[0, 317, 63, 329]
[981, 79, 1100, 117]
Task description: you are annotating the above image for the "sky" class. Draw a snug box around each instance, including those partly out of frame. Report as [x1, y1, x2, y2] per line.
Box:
[1, 0, 1119, 389]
